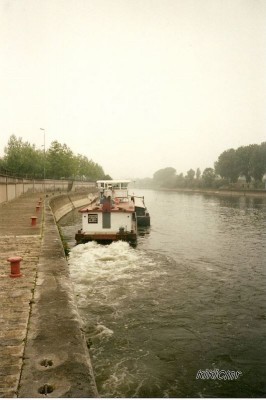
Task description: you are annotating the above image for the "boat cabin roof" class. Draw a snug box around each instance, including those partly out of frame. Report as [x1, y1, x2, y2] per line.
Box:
[79, 200, 135, 214]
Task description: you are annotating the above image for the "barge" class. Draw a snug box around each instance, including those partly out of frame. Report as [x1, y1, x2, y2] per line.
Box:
[75, 180, 137, 246]
[131, 195, 150, 227]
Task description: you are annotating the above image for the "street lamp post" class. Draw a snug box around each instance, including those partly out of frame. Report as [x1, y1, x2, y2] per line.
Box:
[40, 128, 45, 193]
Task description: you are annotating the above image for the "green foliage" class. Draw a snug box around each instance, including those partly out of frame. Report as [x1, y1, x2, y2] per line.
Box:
[153, 167, 176, 188]
[1, 134, 108, 181]
[196, 168, 201, 180]
[235, 145, 255, 183]
[2, 134, 265, 192]
[46, 141, 74, 179]
[2, 135, 43, 177]
[138, 141, 266, 191]
[176, 173, 185, 188]
[215, 148, 239, 183]
[73, 154, 106, 180]
[249, 143, 266, 184]
[202, 168, 217, 188]
[186, 169, 195, 181]
[104, 174, 113, 180]
[215, 143, 266, 185]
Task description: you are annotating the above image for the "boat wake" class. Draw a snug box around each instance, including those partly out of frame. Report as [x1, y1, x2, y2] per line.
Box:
[68, 241, 170, 397]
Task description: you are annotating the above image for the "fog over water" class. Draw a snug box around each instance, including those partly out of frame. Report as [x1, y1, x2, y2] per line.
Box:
[60, 189, 266, 397]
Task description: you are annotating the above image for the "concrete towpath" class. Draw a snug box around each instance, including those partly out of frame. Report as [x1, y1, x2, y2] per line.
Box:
[0, 192, 98, 398]
[0, 193, 43, 397]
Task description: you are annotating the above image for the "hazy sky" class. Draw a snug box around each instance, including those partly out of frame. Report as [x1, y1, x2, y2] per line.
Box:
[0, 0, 265, 179]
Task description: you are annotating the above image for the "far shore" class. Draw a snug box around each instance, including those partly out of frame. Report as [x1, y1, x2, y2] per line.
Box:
[135, 187, 266, 198]
[160, 187, 266, 198]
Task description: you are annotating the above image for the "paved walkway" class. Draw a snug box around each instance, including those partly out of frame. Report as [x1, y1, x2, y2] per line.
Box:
[0, 193, 43, 397]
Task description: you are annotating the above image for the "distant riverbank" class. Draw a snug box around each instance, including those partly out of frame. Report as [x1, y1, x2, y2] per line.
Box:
[131, 186, 266, 198]
[156, 187, 266, 197]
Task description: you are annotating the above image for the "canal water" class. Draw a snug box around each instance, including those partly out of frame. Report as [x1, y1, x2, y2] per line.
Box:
[60, 190, 266, 398]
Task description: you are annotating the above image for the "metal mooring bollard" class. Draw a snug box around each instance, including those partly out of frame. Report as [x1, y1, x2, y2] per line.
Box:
[7, 256, 23, 278]
[36, 205, 40, 212]
[31, 216, 38, 226]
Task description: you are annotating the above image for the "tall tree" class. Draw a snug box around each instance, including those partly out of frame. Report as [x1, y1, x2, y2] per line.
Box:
[176, 173, 185, 188]
[235, 145, 256, 183]
[153, 167, 176, 187]
[215, 149, 239, 183]
[250, 143, 266, 183]
[202, 168, 216, 187]
[2, 134, 108, 180]
[3, 134, 42, 177]
[46, 141, 75, 179]
[196, 168, 201, 180]
[186, 169, 195, 181]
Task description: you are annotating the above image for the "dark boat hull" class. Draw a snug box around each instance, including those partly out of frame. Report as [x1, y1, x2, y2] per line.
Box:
[136, 214, 150, 227]
[75, 231, 137, 246]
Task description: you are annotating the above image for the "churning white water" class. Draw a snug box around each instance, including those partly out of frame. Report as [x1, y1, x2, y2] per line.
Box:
[68, 241, 170, 397]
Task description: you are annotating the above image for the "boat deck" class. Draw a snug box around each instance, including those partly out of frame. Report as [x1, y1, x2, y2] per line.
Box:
[79, 199, 135, 213]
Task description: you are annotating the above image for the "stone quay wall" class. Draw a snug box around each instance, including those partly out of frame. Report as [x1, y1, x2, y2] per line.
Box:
[0, 190, 99, 398]
[0, 174, 96, 204]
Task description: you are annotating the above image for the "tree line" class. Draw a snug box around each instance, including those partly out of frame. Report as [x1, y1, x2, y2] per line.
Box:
[135, 142, 266, 190]
[0, 135, 111, 181]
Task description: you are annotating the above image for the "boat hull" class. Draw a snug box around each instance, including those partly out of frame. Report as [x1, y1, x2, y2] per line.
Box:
[75, 230, 137, 246]
[136, 214, 150, 227]
[134, 202, 150, 227]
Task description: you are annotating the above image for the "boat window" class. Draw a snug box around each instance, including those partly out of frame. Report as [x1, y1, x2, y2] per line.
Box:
[88, 214, 98, 223]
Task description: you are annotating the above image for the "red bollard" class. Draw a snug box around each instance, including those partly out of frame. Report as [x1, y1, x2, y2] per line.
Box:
[36, 205, 40, 212]
[7, 256, 23, 278]
[31, 216, 38, 226]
